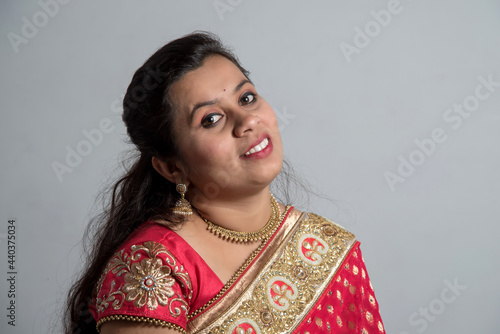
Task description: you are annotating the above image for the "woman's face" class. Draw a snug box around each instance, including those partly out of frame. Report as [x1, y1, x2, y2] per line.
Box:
[169, 55, 283, 203]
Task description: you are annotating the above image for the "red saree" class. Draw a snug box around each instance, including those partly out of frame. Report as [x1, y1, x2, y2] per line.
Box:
[90, 207, 385, 333]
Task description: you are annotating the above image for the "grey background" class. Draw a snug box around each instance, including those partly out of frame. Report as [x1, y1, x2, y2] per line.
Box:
[1, 0, 499, 333]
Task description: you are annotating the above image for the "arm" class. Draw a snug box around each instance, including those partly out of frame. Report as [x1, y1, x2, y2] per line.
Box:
[91, 240, 192, 334]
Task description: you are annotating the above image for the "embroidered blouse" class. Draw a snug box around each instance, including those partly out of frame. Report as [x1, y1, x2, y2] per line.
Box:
[89, 208, 385, 333]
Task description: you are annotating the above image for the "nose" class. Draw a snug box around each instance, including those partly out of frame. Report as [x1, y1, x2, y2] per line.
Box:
[233, 109, 260, 137]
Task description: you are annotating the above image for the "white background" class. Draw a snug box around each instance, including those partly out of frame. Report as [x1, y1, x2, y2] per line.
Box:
[1, 0, 499, 333]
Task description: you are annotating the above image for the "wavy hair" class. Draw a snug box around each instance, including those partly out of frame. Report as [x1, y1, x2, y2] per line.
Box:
[64, 31, 251, 333]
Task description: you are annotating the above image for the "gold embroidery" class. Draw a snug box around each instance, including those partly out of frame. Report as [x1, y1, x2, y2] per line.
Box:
[96, 314, 186, 333]
[188, 206, 292, 319]
[259, 308, 274, 326]
[321, 223, 337, 236]
[195, 213, 356, 333]
[95, 280, 125, 313]
[94, 241, 191, 318]
[227, 319, 261, 334]
[293, 265, 309, 280]
[187, 205, 292, 321]
[299, 234, 329, 265]
[123, 257, 175, 310]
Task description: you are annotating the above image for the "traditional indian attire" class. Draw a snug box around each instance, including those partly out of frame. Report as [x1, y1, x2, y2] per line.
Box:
[89, 206, 385, 333]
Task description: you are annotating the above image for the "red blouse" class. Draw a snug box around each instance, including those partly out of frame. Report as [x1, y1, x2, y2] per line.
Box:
[89, 212, 385, 333]
[89, 222, 224, 332]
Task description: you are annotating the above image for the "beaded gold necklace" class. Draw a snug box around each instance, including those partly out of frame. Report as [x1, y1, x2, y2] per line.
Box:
[202, 195, 281, 243]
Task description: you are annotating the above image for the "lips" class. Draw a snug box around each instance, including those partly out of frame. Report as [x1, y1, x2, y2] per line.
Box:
[241, 135, 273, 159]
[244, 138, 269, 156]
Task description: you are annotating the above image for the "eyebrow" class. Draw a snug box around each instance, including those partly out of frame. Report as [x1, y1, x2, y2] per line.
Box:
[189, 78, 253, 123]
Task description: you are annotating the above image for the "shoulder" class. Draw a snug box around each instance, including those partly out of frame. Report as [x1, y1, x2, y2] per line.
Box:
[89, 221, 193, 333]
[294, 210, 356, 241]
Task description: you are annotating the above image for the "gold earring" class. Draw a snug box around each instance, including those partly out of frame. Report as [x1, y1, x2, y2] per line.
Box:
[172, 183, 193, 215]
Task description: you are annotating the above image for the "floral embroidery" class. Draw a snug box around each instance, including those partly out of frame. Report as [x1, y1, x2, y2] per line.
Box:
[304, 239, 324, 257]
[95, 280, 125, 313]
[123, 257, 175, 310]
[298, 233, 329, 265]
[94, 241, 191, 317]
[266, 277, 298, 311]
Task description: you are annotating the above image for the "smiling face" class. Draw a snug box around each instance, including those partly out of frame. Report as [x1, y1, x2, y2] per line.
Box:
[168, 55, 283, 203]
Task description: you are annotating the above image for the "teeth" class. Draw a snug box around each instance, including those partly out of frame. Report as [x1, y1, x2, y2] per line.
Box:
[245, 138, 269, 156]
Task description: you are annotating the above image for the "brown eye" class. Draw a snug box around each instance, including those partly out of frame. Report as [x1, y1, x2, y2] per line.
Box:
[201, 113, 223, 128]
[239, 92, 256, 106]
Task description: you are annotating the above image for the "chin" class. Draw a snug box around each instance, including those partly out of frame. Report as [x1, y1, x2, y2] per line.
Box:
[263, 158, 284, 185]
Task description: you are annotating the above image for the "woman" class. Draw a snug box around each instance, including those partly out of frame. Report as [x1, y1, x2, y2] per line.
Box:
[65, 32, 384, 333]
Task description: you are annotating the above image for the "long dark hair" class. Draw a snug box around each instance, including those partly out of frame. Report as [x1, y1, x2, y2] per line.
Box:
[64, 31, 252, 333]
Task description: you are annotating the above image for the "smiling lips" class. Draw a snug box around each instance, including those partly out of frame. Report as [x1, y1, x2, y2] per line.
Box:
[245, 138, 269, 156]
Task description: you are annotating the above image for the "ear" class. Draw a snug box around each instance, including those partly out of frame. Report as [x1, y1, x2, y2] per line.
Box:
[151, 156, 187, 185]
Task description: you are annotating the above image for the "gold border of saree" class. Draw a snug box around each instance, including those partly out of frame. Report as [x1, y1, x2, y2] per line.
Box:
[188, 209, 356, 334]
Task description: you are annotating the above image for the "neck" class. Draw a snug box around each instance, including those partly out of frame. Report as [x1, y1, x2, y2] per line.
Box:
[193, 188, 274, 233]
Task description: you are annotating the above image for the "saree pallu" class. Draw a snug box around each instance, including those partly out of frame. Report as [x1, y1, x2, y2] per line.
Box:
[90, 207, 385, 333]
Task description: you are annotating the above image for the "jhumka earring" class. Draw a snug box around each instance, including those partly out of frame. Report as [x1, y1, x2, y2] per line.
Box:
[172, 183, 193, 215]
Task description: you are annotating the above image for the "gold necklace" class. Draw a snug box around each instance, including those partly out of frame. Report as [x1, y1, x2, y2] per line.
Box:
[202, 195, 281, 243]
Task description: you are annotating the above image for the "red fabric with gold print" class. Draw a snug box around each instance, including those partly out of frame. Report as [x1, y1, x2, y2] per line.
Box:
[293, 243, 385, 333]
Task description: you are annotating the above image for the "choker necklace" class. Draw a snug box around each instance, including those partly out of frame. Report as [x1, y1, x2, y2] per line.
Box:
[202, 195, 281, 243]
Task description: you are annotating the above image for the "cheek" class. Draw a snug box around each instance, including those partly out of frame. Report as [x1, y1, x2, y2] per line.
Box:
[262, 103, 279, 128]
[182, 137, 233, 170]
